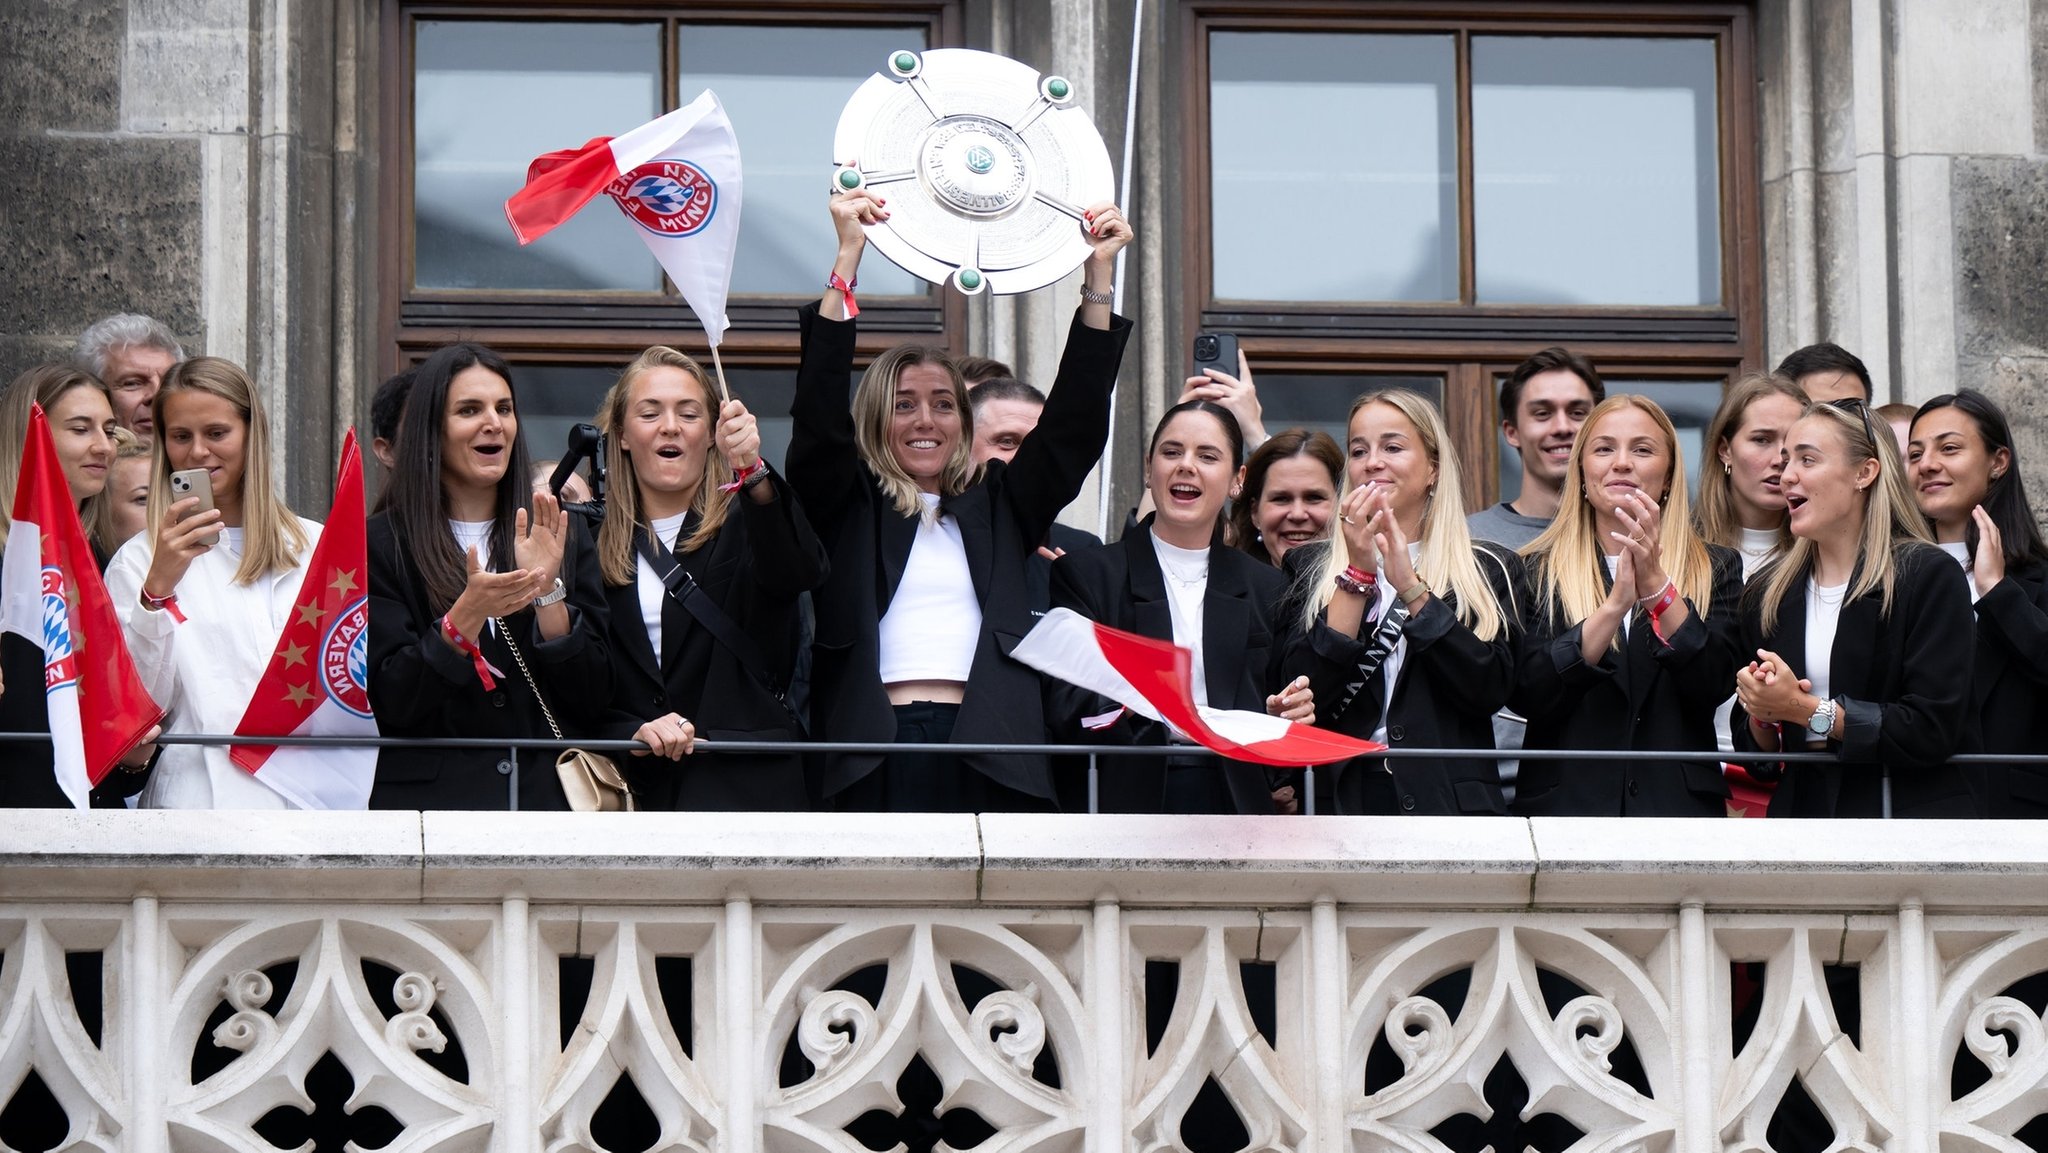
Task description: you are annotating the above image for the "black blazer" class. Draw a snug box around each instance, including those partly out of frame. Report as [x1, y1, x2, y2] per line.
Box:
[1277, 540, 1521, 815]
[1511, 544, 1743, 817]
[1963, 561, 2048, 816]
[592, 473, 828, 811]
[1043, 519, 1288, 814]
[1730, 542, 1974, 818]
[367, 511, 613, 811]
[786, 301, 1130, 804]
[0, 541, 149, 808]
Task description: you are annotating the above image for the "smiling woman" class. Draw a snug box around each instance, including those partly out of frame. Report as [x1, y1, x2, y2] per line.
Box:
[367, 342, 615, 811]
[787, 187, 1132, 814]
[102, 357, 326, 809]
[1511, 395, 1742, 818]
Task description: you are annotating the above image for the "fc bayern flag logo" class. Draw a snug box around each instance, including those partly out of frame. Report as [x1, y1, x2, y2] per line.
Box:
[321, 597, 372, 719]
[606, 160, 718, 238]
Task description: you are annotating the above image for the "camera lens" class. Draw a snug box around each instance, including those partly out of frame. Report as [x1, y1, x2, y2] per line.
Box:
[1194, 336, 1217, 360]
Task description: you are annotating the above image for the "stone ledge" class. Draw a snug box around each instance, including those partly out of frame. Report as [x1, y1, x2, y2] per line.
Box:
[5, 811, 2047, 911]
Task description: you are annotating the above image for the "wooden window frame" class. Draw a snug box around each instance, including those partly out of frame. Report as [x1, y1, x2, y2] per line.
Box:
[378, 0, 965, 376]
[1179, 0, 1762, 509]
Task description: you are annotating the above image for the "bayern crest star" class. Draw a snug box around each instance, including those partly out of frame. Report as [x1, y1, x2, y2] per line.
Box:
[329, 569, 358, 596]
[283, 682, 315, 707]
[280, 641, 308, 667]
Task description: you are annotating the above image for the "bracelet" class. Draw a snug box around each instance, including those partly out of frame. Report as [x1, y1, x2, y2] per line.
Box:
[1333, 565, 1375, 597]
[718, 459, 768, 493]
[139, 587, 186, 624]
[440, 614, 503, 691]
[827, 270, 860, 318]
[1080, 284, 1113, 305]
[1641, 580, 1679, 643]
[1397, 580, 1429, 606]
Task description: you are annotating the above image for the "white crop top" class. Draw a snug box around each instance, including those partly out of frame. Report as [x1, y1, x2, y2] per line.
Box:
[878, 494, 981, 683]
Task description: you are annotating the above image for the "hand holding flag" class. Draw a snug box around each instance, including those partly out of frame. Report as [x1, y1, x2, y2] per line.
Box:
[0, 405, 163, 806]
[1013, 608, 1385, 767]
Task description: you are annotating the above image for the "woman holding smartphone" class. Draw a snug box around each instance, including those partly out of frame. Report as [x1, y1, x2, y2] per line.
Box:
[104, 357, 322, 809]
[788, 188, 1131, 812]
[1733, 400, 1972, 817]
[1906, 390, 2048, 816]
[1511, 395, 1742, 817]
[1045, 400, 1312, 813]
[1279, 390, 1519, 816]
[368, 342, 613, 811]
[589, 346, 827, 811]
[0, 364, 159, 807]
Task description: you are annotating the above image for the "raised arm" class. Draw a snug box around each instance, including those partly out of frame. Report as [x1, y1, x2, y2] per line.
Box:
[785, 190, 886, 527]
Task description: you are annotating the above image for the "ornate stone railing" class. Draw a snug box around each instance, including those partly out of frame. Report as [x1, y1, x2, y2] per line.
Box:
[4, 811, 2047, 1152]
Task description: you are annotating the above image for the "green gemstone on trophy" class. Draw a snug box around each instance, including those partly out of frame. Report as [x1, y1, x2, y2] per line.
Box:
[1047, 78, 1070, 99]
[894, 52, 917, 72]
[958, 268, 982, 289]
[838, 169, 862, 190]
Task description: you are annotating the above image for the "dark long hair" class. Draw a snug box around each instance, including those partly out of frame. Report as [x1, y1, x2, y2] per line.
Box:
[1227, 427, 1341, 564]
[386, 342, 533, 615]
[1911, 390, 2048, 573]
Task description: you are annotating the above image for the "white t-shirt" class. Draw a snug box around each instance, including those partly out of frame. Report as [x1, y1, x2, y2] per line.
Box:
[1152, 534, 1211, 707]
[1363, 543, 1425, 743]
[636, 510, 693, 665]
[1604, 554, 1631, 640]
[877, 493, 980, 684]
[1938, 540, 1980, 602]
[1805, 577, 1849, 704]
[1737, 527, 1780, 580]
[448, 518, 497, 635]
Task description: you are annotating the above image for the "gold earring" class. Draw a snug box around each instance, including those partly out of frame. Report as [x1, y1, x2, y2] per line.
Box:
[1724, 461, 1733, 476]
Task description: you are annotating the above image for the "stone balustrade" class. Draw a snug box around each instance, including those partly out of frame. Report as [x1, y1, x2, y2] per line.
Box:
[4, 811, 2048, 1152]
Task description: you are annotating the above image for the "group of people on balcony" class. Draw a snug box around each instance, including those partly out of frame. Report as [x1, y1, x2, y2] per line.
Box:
[6, 192, 2043, 819]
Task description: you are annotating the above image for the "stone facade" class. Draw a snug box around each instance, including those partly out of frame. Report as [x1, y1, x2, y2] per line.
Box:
[1, 0, 2044, 513]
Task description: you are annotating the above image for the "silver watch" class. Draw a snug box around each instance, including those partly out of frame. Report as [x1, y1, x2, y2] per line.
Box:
[1805, 697, 1837, 737]
[533, 577, 567, 608]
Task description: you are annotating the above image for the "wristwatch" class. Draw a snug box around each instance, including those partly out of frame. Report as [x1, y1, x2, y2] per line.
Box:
[533, 578, 568, 608]
[1806, 697, 1838, 737]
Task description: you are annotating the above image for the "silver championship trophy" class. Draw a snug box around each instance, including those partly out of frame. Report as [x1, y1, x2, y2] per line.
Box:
[832, 49, 1116, 295]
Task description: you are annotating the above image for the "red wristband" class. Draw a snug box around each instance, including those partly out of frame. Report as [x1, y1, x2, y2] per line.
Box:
[1334, 565, 1376, 596]
[140, 587, 186, 624]
[718, 459, 766, 493]
[440, 614, 503, 691]
[1641, 580, 1678, 642]
[828, 271, 860, 318]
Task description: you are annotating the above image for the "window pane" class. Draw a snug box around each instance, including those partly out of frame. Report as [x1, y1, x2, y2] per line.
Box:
[1209, 33, 1457, 302]
[1472, 36, 1721, 306]
[1258, 374, 1445, 451]
[680, 25, 926, 297]
[518, 365, 796, 494]
[415, 21, 663, 292]
[1496, 379, 1723, 502]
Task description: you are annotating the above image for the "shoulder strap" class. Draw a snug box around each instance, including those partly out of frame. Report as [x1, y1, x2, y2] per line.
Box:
[635, 527, 804, 728]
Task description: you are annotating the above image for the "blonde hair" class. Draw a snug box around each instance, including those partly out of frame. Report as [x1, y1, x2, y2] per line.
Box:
[1298, 391, 1509, 642]
[1521, 395, 1715, 635]
[852, 344, 975, 519]
[1694, 372, 1805, 551]
[1752, 401, 1932, 632]
[145, 357, 307, 585]
[89, 427, 150, 552]
[594, 346, 735, 587]
[0, 364, 116, 554]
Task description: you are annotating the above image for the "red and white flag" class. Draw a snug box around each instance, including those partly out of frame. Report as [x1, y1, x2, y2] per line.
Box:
[1013, 608, 1386, 768]
[504, 89, 744, 346]
[0, 405, 163, 806]
[228, 430, 376, 809]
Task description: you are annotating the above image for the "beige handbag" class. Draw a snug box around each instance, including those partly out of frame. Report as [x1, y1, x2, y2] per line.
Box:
[494, 617, 636, 812]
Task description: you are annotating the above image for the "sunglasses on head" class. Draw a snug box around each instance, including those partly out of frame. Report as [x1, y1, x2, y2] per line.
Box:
[1824, 396, 1885, 453]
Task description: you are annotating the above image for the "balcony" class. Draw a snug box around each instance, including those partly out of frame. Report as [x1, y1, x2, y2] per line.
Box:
[4, 811, 2047, 1152]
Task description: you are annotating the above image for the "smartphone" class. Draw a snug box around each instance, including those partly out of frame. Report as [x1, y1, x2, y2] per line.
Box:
[169, 468, 215, 520]
[1192, 331, 1241, 380]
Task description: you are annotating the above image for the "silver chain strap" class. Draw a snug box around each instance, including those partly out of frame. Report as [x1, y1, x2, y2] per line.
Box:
[491, 617, 563, 740]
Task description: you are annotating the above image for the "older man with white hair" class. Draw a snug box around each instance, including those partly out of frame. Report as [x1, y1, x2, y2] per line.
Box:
[74, 314, 186, 440]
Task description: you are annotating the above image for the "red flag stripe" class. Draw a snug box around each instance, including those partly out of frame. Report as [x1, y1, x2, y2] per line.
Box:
[504, 135, 620, 245]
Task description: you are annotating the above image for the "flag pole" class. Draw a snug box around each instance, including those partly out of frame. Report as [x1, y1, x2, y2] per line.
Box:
[707, 341, 733, 407]
[1098, 0, 1145, 540]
